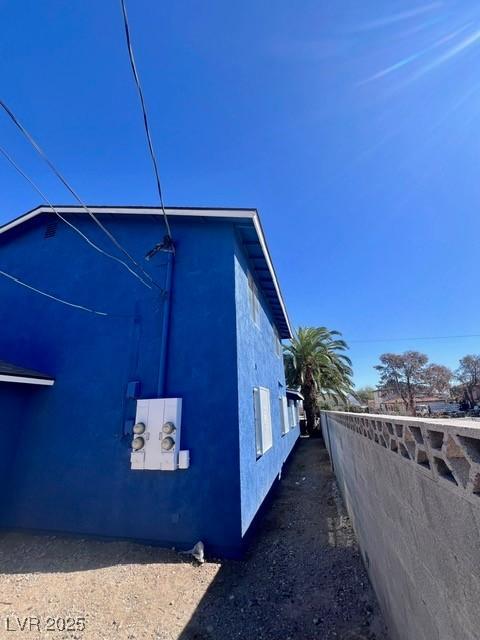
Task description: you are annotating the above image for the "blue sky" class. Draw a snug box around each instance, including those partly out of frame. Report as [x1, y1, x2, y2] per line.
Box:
[1, 1, 480, 387]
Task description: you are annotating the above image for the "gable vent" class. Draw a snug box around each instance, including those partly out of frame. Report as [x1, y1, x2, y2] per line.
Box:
[44, 218, 58, 239]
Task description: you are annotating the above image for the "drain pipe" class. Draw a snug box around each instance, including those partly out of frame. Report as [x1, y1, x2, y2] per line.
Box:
[157, 248, 174, 397]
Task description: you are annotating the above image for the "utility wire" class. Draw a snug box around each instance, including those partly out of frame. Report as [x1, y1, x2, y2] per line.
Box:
[119, 0, 173, 243]
[0, 98, 163, 291]
[348, 333, 480, 344]
[0, 145, 153, 290]
[0, 268, 108, 316]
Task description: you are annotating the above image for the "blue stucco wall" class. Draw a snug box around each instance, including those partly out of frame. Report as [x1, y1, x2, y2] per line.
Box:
[234, 236, 299, 535]
[0, 213, 242, 555]
[0, 385, 30, 516]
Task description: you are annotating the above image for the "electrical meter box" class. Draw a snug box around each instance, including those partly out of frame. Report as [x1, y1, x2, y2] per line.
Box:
[130, 398, 188, 471]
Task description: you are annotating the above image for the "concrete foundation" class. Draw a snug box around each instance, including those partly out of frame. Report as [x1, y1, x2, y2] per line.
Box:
[321, 410, 480, 640]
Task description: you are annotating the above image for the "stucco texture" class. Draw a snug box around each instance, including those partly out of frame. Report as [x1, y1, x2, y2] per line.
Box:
[322, 411, 480, 640]
[234, 235, 298, 535]
[0, 211, 296, 556]
[0, 214, 240, 555]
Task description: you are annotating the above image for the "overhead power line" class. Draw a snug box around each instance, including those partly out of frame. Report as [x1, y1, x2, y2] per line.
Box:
[0, 98, 163, 291]
[119, 0, 173, 243]
[0, 268, 108, 316]
[0, 145, 153, 290]
[348, 333, 480, 344]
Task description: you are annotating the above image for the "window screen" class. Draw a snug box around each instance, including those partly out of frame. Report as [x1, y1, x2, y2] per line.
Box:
[280, 396, 289, 435]
[254, 387, 273, 456]
[248, 272, 260, 325]
[273, 325, 282, 356]
[288, 400, 297, 428]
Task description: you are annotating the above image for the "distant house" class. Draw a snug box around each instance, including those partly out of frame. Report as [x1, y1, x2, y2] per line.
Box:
[370, 389, 452, 416]
[0, 205, 298, 557]
[369, 390, 402, 414]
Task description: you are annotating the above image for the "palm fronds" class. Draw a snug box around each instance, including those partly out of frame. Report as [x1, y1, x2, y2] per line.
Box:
[284, 326, 354, 433]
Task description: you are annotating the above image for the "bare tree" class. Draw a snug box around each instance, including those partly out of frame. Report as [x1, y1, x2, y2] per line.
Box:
[423, 364, 453, 394]
[375, 352, 428, 416]
[375, 352, 453, 416]
[455, 355, 480, 409]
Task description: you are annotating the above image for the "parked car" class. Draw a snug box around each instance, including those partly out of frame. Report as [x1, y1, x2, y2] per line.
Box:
[416, 402, 464, 418]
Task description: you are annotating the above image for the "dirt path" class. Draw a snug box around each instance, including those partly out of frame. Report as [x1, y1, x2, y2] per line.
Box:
[180, 438, 388, 640]
[0, 439, 387, 640]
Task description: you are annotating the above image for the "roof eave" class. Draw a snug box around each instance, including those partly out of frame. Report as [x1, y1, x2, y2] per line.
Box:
[0, 374, 55, 386]
[0, 204, 293, 339]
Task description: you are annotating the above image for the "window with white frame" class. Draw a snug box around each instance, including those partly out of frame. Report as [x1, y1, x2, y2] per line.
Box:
[248, 272, 260, 325]
[279, 395, 289, 435]
[273, 325, 282, 357]
[254, 387, 273, 457]
[288, 400, 297, 429]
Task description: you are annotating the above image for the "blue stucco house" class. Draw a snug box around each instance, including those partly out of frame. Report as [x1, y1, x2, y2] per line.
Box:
[0, 205, 299, 557]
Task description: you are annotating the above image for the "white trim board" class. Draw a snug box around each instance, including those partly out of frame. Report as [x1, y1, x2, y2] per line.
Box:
[0, 206, 257, 235]
[0, 374, 54, 386]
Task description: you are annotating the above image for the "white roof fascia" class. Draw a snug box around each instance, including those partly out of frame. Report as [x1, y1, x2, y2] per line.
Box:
[0, 374, 54, 386]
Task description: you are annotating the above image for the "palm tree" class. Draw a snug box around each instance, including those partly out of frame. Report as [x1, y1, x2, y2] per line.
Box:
[284, 327, 354, 435]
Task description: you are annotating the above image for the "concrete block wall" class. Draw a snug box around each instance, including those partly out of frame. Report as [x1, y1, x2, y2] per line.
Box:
[321, 410, 480, 640]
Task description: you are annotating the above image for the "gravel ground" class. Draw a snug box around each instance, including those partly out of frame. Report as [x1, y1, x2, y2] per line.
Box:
[0, 439, 388, 640]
